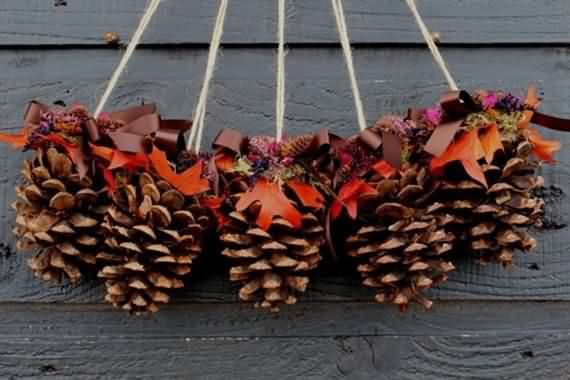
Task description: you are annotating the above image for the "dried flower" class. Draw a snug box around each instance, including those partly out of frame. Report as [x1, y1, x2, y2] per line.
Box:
[424, 105, 442, 126]
[495, 93, 524, 113]
[481, 92, 498, 109]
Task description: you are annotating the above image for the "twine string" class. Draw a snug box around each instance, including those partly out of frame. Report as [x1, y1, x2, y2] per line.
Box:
[275, 0, 286, 141]
[331, 0, 367, 131]
[186, 0, 229, 153]
[94, 0, 162, 118]
[404, 0, 458, 91]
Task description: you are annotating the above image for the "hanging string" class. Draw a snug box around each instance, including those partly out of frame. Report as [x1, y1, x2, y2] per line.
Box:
[186, 0, 229, 153]
[331, 0, 367, 131]
[275, 0, 286, 141]
[404, 0, 458, 91]
[94, 0, 162, 118]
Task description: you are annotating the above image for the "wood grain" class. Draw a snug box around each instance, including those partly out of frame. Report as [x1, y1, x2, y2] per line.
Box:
[1, 0, 570, 45]
[0, 47, 567, 304]
[1, 304, 568, 380]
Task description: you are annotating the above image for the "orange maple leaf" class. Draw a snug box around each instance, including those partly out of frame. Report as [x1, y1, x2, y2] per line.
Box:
[287, 180, 325, 209]
[235, 179, 302, 230]
[372, 160, 397, 179]
[149, 147, 210, 196]
[102, 166, 117, 193]
[90, 143, 148, 171]
[430, 129, 488, 187]
[0, 126, 31, 149]
[330, 178, 377, 220]
[518, 85, 541, 130]
[479, 124, 503, 164]
[524, 128, 560, 163]
[214, 151, 236, 172]
[201, 196, 227, 228]
[43, 134, 89, 178]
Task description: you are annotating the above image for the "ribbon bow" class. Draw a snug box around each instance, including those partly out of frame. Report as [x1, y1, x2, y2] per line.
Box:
[89, 103, 191, 157]
[358, 126, 402, 168]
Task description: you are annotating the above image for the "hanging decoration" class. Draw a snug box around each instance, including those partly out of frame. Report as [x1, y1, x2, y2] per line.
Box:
[0, 0, 569, 315]
[215, 0, 331, 311]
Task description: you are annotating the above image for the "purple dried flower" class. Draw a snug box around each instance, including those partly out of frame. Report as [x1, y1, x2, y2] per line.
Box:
[495, 93, 524, 112]
[424, 105, 442, 126]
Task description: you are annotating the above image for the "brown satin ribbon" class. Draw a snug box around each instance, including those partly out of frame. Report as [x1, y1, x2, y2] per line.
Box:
[357, 128, 402, 169]
[531, 111, 570, 132]
[424, 90, 481, 157]
[212, 128, 244, 154]
[23, 101, 50, 128]
[94, 104, 191, 156]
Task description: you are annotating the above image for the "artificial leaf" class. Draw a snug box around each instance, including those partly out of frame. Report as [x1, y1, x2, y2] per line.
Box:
[331, 178, 377, 220]
[44, 134, 88, 178]
[201, 196, 227, 228]
[90, 143, 148, 171]
[235, 178, 302, 230]
[479, 124, 503, 164]
[524, 128, 560, 163]
[0, 126, 30, 149]
[287, 180, 324, 209]
[102, 166, 116, 193]
[214, 151, 236, 172]
[149, 147, 209, 196]
[372, 160, 397, 179]
[430, 129, 487, 187]
[518, 85, 541, 130]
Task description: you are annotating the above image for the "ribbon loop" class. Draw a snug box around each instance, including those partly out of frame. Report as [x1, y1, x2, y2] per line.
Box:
[212, 128, 244, 154]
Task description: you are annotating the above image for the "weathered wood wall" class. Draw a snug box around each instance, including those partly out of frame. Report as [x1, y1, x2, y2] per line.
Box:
[1, 1, 569, 379]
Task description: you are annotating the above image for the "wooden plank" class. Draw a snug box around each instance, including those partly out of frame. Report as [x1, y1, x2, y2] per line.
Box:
[1, 0, 570, 45]
[0, 47, 568, 303]
[0, 318, 568, 379]
[1, 302, 570, 338]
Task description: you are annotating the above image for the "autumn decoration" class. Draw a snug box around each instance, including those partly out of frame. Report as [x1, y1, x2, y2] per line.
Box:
[332, 87, 559, 310]
[0, 86, 565, 314]
[215, 132, 328, 311]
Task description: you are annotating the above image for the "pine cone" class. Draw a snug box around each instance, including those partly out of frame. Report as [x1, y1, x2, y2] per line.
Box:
[97, 171, 211, 314]
[345, 164, 457, 310]
[279, 135, 314, 157]
[12, 146, 108, 283]
[463, 138, 543, 266]
[220, 195, 325, 311]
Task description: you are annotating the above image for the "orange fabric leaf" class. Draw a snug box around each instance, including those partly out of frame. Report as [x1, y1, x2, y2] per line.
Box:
[149, 147, 210, 196]
[44, 134, 88, 177]
[102, 167, 116, 193]
[524, 128, 560, 163]
[235, 179, 302, 230]
[518, 86, 541, 130]
[331, 178, 377, 220]
[430, 129, 487, 187]
[287, 180, 324, 209]
[479, 124, 503, 164]
[90, 143, 115, 162]
[372, 160, 397, 179]
[215, 151, 236, 172]
[201, 196, 227, 228]
[90, 144, 149, 171]
[0, 127, 30, 149]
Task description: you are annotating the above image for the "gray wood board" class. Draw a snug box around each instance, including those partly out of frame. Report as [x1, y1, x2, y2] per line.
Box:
[2, 0, 570, 45]
[0, 47, 568, 303]
[1, 305, 569, 380]
[1, 302, 569, 379]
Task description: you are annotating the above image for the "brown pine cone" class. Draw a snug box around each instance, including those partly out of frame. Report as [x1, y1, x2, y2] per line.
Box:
[97, 171, 211, 314]
[345, 163, 457, 310]
[220, 194, 325, 312]
[12, 145, 108, 283]
[279, 134, 314, 158]
[464, 138, 543, 266]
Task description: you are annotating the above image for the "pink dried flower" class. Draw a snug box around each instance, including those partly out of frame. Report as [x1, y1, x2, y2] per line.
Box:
[482, 92, 498, 109]
[424, 105, 442, 126]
